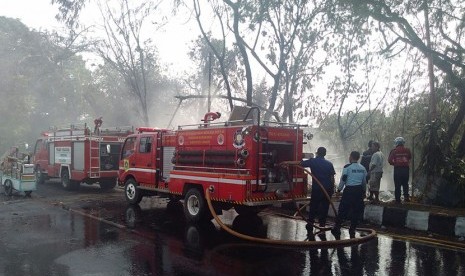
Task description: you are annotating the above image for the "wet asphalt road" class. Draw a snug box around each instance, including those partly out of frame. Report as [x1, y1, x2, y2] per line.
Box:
[1, 181, 465, 275]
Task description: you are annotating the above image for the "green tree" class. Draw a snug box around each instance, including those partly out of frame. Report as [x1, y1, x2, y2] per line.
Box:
[337, 0, 465, 205]
[190, 0, 329, 122]
[0, 17, 100, 152]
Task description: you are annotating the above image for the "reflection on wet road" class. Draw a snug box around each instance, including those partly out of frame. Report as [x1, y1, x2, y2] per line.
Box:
[0, 185, 465, 275]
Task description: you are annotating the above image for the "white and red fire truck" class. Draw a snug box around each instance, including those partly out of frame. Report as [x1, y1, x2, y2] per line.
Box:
[118, 107, 310, 222]
[33, 118, 133, 190]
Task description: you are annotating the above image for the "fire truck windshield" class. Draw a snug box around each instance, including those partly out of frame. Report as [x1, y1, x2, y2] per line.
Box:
[122, 137, 136, 158]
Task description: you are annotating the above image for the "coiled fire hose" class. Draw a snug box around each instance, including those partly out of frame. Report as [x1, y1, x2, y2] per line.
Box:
[205, 163, 377, 247]
[285, 164, 376, 238]
[289, 165, 337, 226]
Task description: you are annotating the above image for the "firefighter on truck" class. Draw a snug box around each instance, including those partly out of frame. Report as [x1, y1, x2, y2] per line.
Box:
[118, 107, 310, 223]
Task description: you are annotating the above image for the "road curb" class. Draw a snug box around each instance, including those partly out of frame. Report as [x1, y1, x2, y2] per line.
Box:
[363, 205, 384, 225]
[455, 217, 465, 237]
[382, 206, 407, 228]
[362, 204, 465, 237]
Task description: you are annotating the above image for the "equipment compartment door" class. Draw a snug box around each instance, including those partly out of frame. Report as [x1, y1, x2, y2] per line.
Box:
[73, 142, 85, 171]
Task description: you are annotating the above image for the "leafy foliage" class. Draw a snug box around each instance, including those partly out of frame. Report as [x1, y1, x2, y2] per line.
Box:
[0, 16, 97, 152]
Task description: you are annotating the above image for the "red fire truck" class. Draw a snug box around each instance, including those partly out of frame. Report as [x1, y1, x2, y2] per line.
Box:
[33, 119, 133, 190]
[118, 107, 310, 222]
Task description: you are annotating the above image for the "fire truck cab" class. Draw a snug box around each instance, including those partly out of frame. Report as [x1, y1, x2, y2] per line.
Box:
[118, 107, 309, 222]
[33, 119, 133, 190]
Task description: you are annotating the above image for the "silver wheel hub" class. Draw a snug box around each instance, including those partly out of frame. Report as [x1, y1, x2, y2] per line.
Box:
[126, 184, 135, 199]
[187, 195, 200, 215]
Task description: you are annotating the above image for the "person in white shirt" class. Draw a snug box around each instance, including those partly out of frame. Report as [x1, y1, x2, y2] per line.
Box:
[367, 141, 384, 203]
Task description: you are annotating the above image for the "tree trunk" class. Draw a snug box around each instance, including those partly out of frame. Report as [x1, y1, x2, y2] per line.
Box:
[224, 0, 253, 105]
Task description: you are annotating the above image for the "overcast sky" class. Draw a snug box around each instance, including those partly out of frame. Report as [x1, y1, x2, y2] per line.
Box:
[2, 0, 60, 30]
[1, 0, 197, 76]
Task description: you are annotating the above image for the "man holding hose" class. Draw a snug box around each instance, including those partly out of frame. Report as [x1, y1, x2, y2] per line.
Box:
[282, 147, 336, 240]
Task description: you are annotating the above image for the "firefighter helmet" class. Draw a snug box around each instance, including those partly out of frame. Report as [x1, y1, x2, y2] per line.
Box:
[394, 137, 405, 146]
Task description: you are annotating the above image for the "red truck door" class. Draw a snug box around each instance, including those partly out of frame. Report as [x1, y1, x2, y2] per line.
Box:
[33, 139, 47, 166]
[134, 134, 155, 186]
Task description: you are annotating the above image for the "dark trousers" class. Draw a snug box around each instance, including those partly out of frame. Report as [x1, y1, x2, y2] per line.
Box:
[394, 166, 410, 201]
[308, 188, 333, 227]
[335, 185, 364, 230]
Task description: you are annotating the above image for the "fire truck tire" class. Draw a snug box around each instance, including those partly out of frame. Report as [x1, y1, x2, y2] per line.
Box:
[4, 180, 13, 196]
[61, 170, 79, 191]
[124, 179, 143, 204]
[35, 167, 45, 185]
[184, 188, 209, 223]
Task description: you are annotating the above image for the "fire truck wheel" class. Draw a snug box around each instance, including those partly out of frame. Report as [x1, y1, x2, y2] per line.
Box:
[124, 179, 142, 204]
[184, 188, 208, 223]
[61, 170, 79, 191]
[35, 167, 45, 185]
[4, 180, 13, 196]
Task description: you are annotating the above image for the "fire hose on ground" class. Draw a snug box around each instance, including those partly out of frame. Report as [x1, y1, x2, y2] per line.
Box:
[205, 163, 377, 247]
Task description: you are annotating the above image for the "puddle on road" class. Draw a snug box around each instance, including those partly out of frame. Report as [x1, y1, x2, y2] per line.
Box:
[74, 197, 465, 276]
[2, 197, 465, 275]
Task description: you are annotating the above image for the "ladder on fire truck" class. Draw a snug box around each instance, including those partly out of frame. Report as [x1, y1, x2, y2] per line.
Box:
[155, 131, 163, 184]
[88, 122, 134, 179]
[89, 138, 101, 179]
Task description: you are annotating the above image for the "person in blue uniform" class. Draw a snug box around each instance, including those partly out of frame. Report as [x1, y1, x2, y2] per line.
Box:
[331, 151, 367, 239]
[282, 147, 336, 239]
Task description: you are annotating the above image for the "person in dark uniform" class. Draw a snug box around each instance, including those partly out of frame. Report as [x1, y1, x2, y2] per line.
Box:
[331, 151, 367, 239]
[360, 140, 374, 184]
[282, 147, 336, 240]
